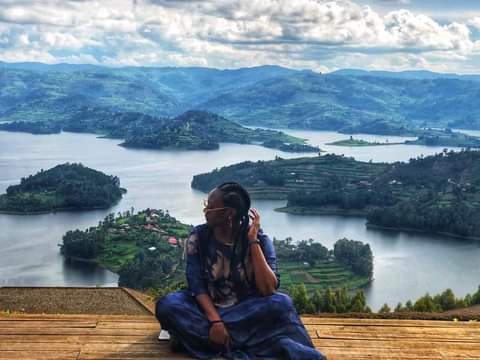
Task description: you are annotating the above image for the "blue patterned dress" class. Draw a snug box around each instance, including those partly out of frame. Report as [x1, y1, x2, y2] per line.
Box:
[156, 224, 325, 359]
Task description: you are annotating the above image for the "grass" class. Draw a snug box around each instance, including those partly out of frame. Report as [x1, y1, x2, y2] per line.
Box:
[278, 260, 371, 294]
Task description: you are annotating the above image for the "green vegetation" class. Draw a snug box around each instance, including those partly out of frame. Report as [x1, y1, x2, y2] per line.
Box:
[120, 111, 319, 152]
[290, 284, 372, 314]
[289, 283, 480, 315]
[275, 237, 373, 294]
[62, 208, 373, 296]
[3, 64, 480, 136]
[382, 286, 480, 314]
[329, 130, 480, 148]
[0, 109, 319, 153]
[193, 150, 480, 239]
[62, 209, 191, 289]
[0, 163, 125, 213]
[405, 128, 480, 148]
[192, 154, 388, 200]
[327, 136, 400, 147]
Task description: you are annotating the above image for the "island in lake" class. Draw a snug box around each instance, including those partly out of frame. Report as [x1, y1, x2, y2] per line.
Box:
[0, 109, 320, 153]
[329, 129, 480, 148]
[327, 136, 401, 147]
[192, 150, 480, 240]
[0, 163, 125, 214]
[61, 209, 373, 294]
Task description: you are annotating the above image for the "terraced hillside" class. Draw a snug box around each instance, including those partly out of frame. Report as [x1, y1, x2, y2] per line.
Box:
[279, 260, 370, 294]
[192, 154, 388, 200]
[192, 150, 480, 239]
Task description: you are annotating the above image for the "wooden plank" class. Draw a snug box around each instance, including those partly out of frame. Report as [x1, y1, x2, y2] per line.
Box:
[320, 349, 444, 360]
[97, 321, 159, 330]
[302, 317, 480, 328]
[308, 324, 480, 342]
[313, 338, 480, 351]
[2, 313, 480, 360]
[0, 320, 97, 328]
[0, 351, 79, 359]
[0, 335, 159, 344]
[78, 351, 189, 360]
[0, 314, 155, 321]
[121, 288, 156, 315]
[0, 343, 83, 351]
[320, 347, 479, 360]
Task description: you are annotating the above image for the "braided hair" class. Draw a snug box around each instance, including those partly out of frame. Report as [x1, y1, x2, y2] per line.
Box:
[218, 182, 252, 283]
[199, 182, 252, 285]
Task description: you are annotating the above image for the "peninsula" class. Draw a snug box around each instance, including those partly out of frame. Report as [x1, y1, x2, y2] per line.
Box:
[61, 209, 373, 293]
[192, 150, 480, 240]
[0, 109, 320, 153]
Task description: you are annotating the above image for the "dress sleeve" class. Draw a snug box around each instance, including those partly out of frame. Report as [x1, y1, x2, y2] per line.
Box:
[257, 229, 281, 289]
[186, 227, 208, 297]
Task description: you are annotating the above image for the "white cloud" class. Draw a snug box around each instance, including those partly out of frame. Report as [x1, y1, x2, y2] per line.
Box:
[0, 0, 479, 73]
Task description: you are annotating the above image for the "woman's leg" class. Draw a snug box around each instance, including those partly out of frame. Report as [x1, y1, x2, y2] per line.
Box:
[155, 290, 220, 359]
[219, 292, 326, 359]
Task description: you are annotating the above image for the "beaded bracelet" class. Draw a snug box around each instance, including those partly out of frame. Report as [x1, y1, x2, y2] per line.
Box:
[208, 319, 224, 326]
[248, 239, 261, 246]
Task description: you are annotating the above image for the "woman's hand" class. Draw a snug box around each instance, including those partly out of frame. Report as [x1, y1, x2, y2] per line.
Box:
[209, 322, 231, 348]
[247, 208, 261, 241]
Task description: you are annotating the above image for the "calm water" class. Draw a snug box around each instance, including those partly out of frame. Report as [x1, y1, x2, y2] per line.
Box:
[1, 130, 479, 310]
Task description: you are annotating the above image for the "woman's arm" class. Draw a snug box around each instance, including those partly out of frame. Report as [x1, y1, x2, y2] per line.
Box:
[186, 228, 230, 346]
[248, 208, 279, 296]
[196, 294, 231, 347]
[250, 241, 278, 296]
[195, 293, 222, 322]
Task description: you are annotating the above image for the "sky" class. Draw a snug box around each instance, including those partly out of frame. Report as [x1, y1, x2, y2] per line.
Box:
[1, 0, 480, 73]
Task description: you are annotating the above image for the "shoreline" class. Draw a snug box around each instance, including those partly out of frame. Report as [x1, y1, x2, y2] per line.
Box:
[326, 141, 403, 147]
[275, 206, 480, 241]
[366, 223, 480, 242]
[63, 254, 120, 276]
[275, 206, 368, 216]
[0, 205, 117, 216]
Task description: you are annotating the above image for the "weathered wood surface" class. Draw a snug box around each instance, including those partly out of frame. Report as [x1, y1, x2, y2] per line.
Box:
[0, 314, 479, 359]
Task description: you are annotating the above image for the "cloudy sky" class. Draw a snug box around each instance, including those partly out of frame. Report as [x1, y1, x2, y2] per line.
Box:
[1, 0, 480, 73]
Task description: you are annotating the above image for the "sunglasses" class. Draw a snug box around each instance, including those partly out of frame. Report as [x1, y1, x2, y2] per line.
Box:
[203, 199, 232, 213]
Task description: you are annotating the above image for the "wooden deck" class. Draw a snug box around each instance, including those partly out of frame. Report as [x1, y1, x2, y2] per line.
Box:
[1, 313, 479, 359]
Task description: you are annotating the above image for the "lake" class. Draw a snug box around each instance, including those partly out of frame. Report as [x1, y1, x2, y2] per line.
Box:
[1, 129, 479, 310]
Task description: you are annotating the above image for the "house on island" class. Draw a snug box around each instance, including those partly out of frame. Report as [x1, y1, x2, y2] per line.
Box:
[168, 237, 178, 246]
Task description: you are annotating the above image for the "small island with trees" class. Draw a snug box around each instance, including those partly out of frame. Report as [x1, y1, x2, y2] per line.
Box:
[327, 136, 400, 147]
[0, 163, 125, 214]
[328, 129, 480, 148]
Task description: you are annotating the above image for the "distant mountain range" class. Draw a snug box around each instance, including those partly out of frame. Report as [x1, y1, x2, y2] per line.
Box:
[331, 68, 480, 81]
[1, 62, 480, 135]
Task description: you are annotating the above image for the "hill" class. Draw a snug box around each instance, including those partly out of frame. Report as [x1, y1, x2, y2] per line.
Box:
[0, 64, 295, 120]
[197, 72, 480, 133]
[0, 163, 125, 213]
[192, 150, 480, 239]
[0, 109, 318, 152]
[3, 63, 480, 135]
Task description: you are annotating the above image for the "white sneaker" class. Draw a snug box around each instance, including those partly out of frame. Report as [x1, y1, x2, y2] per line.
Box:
[158, 329, 171, 341]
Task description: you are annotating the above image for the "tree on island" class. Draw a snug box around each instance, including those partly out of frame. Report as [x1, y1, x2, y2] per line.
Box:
[0, 163, 125, 213]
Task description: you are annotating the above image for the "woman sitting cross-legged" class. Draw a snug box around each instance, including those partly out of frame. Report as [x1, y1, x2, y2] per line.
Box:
[155, 182, 326, 359]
